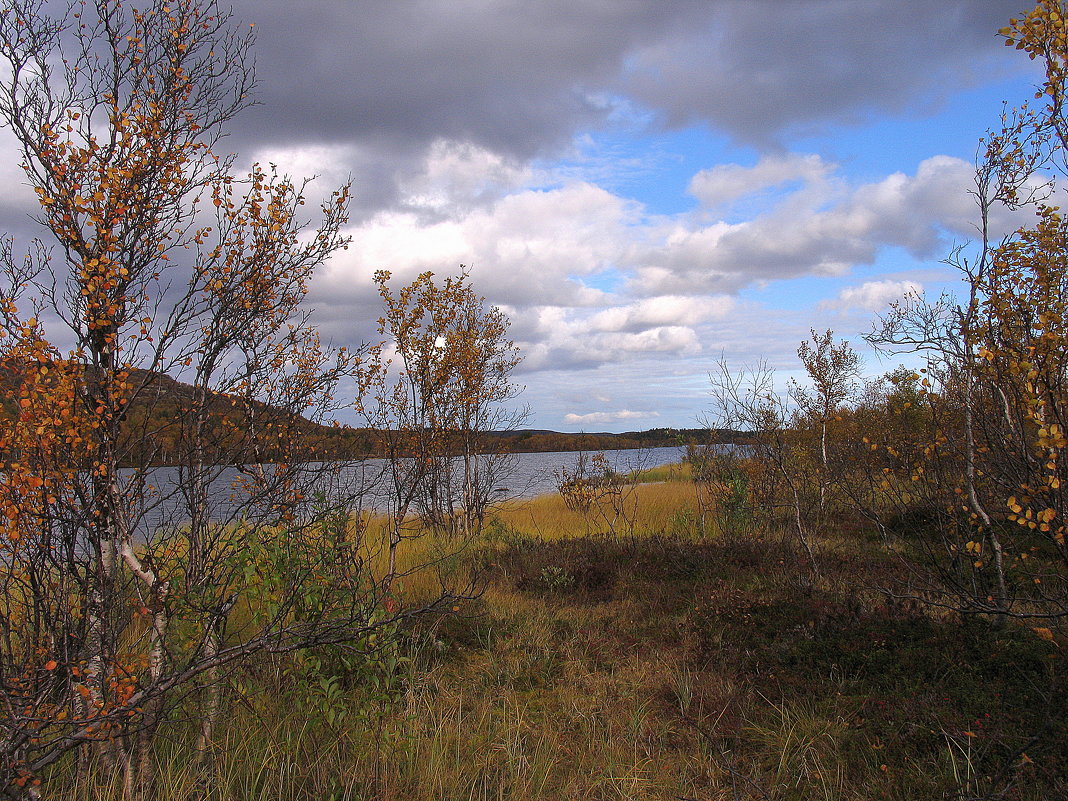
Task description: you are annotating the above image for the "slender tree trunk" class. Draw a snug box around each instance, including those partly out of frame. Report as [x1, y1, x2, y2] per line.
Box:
[462, 444, 474, 537]
[963, 376, 1009, 617]
[135, 602, 168, 798]
[118, 508, 168, 798]
[85, 345, 128, 778]
[819, 417, 829, 513]
[194, 628, 220, 772]
[768, 433, 819, 580]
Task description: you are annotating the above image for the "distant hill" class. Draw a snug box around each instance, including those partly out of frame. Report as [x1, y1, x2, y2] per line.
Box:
[3, 363, 739, 465]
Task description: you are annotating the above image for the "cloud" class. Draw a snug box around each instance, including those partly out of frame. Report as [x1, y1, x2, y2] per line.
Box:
[313, 150, 988, 338]
[516, 313, 704, 373]
[689, 153, 831, 208]
[0, 0, 1036, 435]
[628, 155, 981, 296]
[563, 409, 660, 425]
[230, 0, 695, 158]
[819, 280, 924, 313]
[595, 325, 701, 354]
[221, 0, 1026, 212]
[396, 140, 532, 218]
[0, 129, 47, 238]
[623, 0, 1025, 146]
[309, 178, 637, 337]
[306, 150, 1000, 376]
[586, 295, 734, 332]
[234, 0, 1025, 156]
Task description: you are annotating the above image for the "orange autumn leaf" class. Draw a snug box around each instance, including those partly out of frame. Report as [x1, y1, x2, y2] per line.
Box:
[1033, 627, 1059, 645]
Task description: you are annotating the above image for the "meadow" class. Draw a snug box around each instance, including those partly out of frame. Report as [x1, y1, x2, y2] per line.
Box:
[55, 464, 1068, 801]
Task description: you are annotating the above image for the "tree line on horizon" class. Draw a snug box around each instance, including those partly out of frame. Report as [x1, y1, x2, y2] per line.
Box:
[0, 359, 723, 465]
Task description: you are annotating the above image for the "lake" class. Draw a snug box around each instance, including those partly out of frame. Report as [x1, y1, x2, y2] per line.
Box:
[124, 445, 689, 537]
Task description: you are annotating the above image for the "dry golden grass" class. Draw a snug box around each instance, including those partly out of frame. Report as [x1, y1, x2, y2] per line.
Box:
[489, 478, 703, 542]
[53, 473, 1068, 801]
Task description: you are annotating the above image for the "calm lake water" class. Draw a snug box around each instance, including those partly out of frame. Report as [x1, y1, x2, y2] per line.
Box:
[486, 445, 686, 498]
[124, 446, 688, 537]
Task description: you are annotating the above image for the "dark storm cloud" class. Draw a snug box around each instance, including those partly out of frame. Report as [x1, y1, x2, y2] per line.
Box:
[227, 0, 1026, 166]
[229, 0, 707, 155]
[622, 0, 1028, 144]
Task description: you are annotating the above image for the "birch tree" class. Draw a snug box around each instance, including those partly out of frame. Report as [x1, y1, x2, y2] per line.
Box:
[865, 0, 1068, 619]
[364, 268, 524, 579]
[0, 1, 456, 796]
[792, 329, 860, 513]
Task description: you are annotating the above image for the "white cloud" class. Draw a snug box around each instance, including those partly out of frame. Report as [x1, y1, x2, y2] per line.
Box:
[315, 151, 994, 323]
[316, 179, 637, 314]
[689, 153, 831, 208]
[597, 325, 701, 354]
[586, 294, 734, 332]
[244, 142, 358, 193]
[628, 155, 980, 296]
[397, 139, 532, 215]
[563, 409, 660, 425]
[516, 312, 703, 372]
[819, 279, 924, 313]
[309, 151, 998, 383]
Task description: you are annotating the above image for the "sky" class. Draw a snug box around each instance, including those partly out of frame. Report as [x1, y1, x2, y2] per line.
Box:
[0, 0, 1050, 431]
